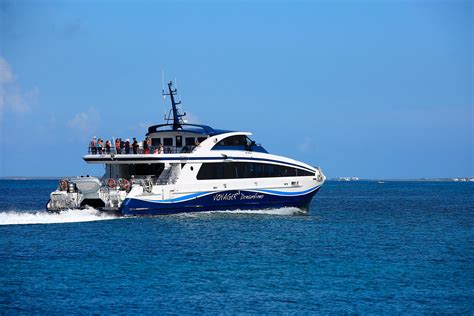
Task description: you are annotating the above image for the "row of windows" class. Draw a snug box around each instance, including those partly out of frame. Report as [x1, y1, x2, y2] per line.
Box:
[151, 136, 208, 147]
[197, 162, 314, 180]
[150, 135, 252, 149]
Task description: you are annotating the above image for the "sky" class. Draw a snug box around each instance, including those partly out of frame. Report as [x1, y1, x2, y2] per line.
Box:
[0, 0, 472, 179]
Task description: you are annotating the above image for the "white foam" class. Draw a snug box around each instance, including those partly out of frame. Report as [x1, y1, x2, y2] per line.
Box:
[174, 207, 307, 217]
[0, 207, 118, 226]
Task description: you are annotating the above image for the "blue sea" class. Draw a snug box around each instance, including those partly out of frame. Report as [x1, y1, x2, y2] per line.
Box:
[0, 180, 473, 314]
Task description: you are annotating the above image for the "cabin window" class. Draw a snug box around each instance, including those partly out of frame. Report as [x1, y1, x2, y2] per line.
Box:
[163, 138, 173, 146]
[176, 136, 182, 147]
[197, 162, 314, 180]
[151, 138, 161, 146]
[185, 137, 195, 146]
[197, 137, 207, 143]
[297, 169, 314, 177]
[197, 162, 235, 180]
[215, 135, 249, 147]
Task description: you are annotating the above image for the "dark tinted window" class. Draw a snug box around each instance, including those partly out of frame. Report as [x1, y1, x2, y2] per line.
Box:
[197, 137, 207, 143]
[215, 135, 249, 147]
[297, 169, 314, 176]
[175, 136, 182, 147]
[185, 137, 195, 146]
[197, 162, 314, 180]
[163, 138, 173, 146]
[197, 162, 233, 180]
[129, 163, 164, 176]
[151, 138, 161, 146]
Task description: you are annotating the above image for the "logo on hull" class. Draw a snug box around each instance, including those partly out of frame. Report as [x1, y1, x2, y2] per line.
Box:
[213, 191, 264, 202]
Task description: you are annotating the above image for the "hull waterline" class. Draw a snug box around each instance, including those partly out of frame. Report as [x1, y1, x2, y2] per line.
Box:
[121, 187, 321, 216]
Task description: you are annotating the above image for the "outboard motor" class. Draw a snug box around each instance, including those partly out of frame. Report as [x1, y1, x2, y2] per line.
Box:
[47, 178, 80, 211]
[68, 182, 77, 193]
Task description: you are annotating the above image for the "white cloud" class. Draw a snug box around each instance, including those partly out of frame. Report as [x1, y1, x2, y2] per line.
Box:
[0, 57, 14, 83]
[68, 107, 100, 134]
[0, 56, 37, 115]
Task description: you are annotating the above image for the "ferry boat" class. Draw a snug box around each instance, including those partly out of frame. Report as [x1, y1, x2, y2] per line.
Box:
[47, 81, 326, 215]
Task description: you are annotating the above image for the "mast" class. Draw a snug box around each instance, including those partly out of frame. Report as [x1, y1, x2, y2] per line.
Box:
[162, 81, 186, 130]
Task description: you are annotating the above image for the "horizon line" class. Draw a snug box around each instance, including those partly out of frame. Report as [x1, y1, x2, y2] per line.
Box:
[0, 176, 473, 181]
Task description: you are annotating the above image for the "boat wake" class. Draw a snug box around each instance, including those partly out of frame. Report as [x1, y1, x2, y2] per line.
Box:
[0, 207, 119, 226]
[175, 207, 307, 217]
[0, 207, 306, 225]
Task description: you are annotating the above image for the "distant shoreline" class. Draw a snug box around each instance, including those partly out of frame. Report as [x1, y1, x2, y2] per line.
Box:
[0, 176, 100, 180]
[329, 178, 474, 182]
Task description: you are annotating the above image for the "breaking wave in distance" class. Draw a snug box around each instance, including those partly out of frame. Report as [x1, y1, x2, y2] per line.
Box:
[0, 207, 119, 226]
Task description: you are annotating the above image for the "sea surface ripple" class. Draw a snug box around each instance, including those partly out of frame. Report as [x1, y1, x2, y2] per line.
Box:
[0, 180, 473, 314]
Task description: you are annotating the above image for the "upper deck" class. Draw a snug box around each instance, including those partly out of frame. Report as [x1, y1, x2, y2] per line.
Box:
[84, 80, 267, 163]
[84, 130, 268, 163]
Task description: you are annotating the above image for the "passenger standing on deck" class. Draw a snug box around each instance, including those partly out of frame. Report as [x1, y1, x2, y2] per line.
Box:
[158, 143, 164, 154]
[132, 138, 138, 154]
[90, 136, 97, 154]
[115, 138, 121, 154]
[105, 140, 111, 154]
[143, 137, 150, 154]
[147, 137, 152, 154]
[125, 139, 130, 154]
[194, 139, 200, 151]
[97, 138, 103, 155]
[119, 138, 124, 154]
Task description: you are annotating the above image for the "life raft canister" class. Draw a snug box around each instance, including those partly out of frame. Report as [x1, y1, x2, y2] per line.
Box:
[107, 178, 116, 189]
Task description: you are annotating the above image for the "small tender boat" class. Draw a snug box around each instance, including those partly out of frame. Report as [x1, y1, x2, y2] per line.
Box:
[47, 81, 326, 215]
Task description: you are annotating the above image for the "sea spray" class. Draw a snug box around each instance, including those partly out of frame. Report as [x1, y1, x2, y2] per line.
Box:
[0, 207, 119, 226]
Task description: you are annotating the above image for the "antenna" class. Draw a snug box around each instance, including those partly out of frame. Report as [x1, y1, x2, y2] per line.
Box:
[162, 80, 186, 130]
[175, 77, 182, 104]
[161, 70, 166, 119]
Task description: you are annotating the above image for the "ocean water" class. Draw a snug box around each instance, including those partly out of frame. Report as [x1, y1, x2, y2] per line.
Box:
[0, 180, 473, 314]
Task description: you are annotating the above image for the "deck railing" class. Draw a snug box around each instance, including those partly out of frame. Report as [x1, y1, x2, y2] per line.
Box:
[87, 145, 197, 155]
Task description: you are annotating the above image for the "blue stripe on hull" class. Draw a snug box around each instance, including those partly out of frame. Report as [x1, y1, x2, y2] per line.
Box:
[121, 188, 321, 216]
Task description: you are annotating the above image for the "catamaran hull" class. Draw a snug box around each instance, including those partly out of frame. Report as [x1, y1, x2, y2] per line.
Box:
[120, 186, 321, 216]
